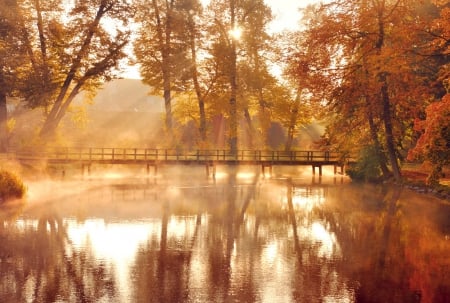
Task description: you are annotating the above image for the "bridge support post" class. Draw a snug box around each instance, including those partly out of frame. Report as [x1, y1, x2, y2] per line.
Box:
[206, 162, 216, 179]
[81, 163, 91, 177]
[312, 165, 322, 176]
[334, 164, 344, 175]
[146, 163, 157, 177]
[262, 164, 272, 178]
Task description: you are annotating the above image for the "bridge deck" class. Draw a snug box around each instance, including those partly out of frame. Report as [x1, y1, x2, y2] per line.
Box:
[8, 148, 349, 176]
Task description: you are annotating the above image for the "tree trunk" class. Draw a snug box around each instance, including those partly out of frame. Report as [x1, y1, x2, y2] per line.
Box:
[0, 88, 7, 153]
[153, 0, 173, 135]
[285, 94, 300, 152]
[187, 13, 206, 143]
[380, 74, 401, 181]
[375, 9, 401, 181]
[366, 98, 391, 178]
[257, 90, 270, 149]
[228, 0, 238, 155]
[163, 85, 172, 132]
[243, 107, 254, 148]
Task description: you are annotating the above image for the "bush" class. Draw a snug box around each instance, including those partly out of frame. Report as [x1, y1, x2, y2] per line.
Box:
[0, 170, 26, 203]
[346, 146, 382, 182]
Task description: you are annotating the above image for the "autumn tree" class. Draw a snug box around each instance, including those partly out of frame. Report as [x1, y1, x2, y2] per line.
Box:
[0, 0, 24, 151]
[9, 0, 133, 140]
[203, 0, 276, 152]
[407, 0, 450, 185]
[177, 0, 224, 148]
[184, 0, 208, 144]
[408, 95, 450, 185]
[134, 0, 194, 142]
[288, 0, 437, 181]
[34, 0, 134, 139]
[234, 0, 273, 149]
[204, 0, 240, 153]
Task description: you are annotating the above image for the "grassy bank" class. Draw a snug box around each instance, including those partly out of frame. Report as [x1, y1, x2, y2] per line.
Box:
[0, 169, 26, 203]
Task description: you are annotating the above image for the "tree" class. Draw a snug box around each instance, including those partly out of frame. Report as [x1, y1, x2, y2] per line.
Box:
[134, 0, 192, 141]
[407, 0, 450, 185]
[185, 0, 208, 144]
[0, 0, 25, 151]
[36, 0, 134, 139]
[287, 0, 437, 181]
[10, 0, 133, 140]
[407, 94, 450, 185]
[204, 0, 276, 152]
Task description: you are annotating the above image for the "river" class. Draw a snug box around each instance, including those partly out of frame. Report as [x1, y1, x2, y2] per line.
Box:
[1, 165, 449, 303]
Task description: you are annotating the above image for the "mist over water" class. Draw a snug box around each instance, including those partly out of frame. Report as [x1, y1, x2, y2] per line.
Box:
[1, 166, 450, 303]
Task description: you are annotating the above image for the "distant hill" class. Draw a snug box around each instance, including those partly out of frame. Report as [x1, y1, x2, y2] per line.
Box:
[8, 79, 324, 149]
[71, 79, 166, 146]
[86, 79, 164, 113]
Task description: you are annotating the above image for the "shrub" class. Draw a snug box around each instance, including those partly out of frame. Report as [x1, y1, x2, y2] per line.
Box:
[346, 145, 382, 182]
[0, 170, 26, 203]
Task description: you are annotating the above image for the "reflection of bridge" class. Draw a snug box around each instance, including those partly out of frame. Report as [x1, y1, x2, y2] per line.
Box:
[8, 148, 350, 176]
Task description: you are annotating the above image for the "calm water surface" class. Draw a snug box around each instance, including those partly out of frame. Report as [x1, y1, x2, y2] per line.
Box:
[1, 166, 450, 303]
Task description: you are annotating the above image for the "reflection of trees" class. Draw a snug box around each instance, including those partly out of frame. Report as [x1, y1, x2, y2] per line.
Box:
[6, 177, 449, 302]
[207, 169, 259, 303]
[313, 184, 450, 303]
[308, 185, 407, 302]
[132, 168, 261, 302]
[0, 213, 117, 302]
[286, 179, 350, 301]
[132, 194, 200, 303]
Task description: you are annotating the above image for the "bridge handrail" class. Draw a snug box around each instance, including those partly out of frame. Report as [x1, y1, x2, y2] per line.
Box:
[8, 148, 348, 163]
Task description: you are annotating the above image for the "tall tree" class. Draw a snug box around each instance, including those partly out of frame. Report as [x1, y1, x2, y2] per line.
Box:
[185, 1, 208, 143]
[407, 0, 450, 185]
[0, 0, 16, 151]
[1, 1, 39, 149]
[408, 94, 450, 185]
[205, 0, 275, 153]
[287, 0, 436, 181]
[134, 0, 192, 141]
[10, 0, 133, 140]
[34, 0, 134, 139]
[236, 0, 273, 149]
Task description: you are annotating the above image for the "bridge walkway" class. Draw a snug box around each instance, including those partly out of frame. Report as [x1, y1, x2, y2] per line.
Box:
[7, 148, 350, 177]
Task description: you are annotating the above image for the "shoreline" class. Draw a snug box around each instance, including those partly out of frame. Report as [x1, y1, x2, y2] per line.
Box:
[401, 167, 450, 201]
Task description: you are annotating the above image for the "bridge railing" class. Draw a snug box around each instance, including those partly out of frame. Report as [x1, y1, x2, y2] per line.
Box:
[9, 148, 344, 163]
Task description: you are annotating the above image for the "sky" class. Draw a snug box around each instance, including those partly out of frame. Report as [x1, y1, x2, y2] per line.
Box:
[264, 0, 320, 32]
[198, 0, 320, 32]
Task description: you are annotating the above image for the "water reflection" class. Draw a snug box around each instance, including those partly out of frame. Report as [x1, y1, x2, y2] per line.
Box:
[1, 171, 450, 302]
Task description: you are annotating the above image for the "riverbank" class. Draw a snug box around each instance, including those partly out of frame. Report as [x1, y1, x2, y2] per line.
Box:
[402, 164, 450, 201]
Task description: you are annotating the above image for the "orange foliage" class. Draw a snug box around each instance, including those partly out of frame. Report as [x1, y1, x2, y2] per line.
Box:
[407, 94, 450, 184]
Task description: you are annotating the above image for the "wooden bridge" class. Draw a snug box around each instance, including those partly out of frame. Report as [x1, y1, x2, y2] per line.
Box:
[7, 147, 350, 177]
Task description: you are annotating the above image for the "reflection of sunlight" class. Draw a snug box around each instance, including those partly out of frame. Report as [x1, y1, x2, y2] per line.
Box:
[258, 240, 294, 303]
[263, 242, 278, 265]
[237, 171, 255, 180]
[213, 171, 228, 179]
[168, 217, 194, 238]
[296, 221, 339, 259]
[13, 219, 38, 230]
[311, 222, 337, 258]
[282, 187, 325, 212]
[96, 172, 126, 179]
[66, 219, 153, 302]
[67, 219, 151, 260]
